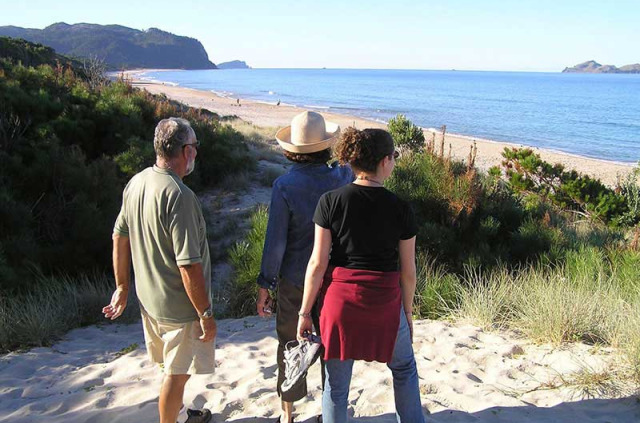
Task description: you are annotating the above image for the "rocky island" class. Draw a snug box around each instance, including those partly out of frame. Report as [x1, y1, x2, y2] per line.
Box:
[563, 60, 640, 73]
[217, 60, 251, 69]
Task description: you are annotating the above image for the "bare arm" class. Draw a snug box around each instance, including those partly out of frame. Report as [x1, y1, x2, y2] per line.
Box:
[102, 234, 131, 320]
[297, 225, 332, 340]
[179, 263, 216, 342]
[398, 236, 417, 340]
[179, 263, 210, 316]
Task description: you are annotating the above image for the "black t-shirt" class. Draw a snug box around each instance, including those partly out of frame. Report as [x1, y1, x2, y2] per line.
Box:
[313, 183, 417, 272]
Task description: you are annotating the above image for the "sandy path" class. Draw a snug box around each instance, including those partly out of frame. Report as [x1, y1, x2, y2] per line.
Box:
[0, 317, 637, 422]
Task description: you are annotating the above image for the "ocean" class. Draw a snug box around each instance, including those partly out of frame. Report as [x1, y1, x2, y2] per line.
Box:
[141, 69, 640, 163]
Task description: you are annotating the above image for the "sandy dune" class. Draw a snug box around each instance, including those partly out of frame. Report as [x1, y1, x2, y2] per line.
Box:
[1, 316, 637, 423]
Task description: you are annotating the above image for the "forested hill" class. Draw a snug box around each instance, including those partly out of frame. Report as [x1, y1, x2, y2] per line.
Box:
[0, 23, 217, 69]
[0, 36, 82, 68]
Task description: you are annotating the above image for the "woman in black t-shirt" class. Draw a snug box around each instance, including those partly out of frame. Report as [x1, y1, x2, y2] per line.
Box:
[297, 128, 425, 423]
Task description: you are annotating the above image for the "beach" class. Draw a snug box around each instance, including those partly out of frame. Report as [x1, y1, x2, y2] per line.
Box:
[124, 70, 633, 187]
[1, 71, 638, 423]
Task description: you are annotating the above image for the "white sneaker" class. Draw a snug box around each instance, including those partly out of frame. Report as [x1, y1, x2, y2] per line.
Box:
[281, 336, 321, 392]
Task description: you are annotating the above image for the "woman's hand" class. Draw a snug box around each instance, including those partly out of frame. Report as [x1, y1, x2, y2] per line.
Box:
[405, 310, 414, 343]
[296, 315, 313, 341]
[256, 288, 274, 317]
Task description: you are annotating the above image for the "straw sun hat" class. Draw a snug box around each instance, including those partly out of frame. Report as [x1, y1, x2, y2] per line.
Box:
[276, 111, 340, 154]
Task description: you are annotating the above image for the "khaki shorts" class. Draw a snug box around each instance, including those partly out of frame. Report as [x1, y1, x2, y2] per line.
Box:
[141, 308, 215, 375]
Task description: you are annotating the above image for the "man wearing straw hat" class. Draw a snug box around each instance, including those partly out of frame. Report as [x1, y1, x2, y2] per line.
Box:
[257, 111, 353, 423]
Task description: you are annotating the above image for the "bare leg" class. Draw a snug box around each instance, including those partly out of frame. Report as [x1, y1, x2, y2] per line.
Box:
[281, 400, 293, 423]
[159, 374, 191, 423]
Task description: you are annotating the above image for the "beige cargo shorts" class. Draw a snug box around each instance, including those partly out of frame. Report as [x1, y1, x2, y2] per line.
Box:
[141, 308, 215, 375]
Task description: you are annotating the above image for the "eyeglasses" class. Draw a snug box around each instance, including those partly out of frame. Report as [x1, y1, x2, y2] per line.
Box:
[183, 141, 201, 150]
[390, 150, 399, 160]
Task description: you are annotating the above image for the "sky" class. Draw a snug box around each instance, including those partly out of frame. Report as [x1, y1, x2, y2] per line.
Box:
[1, 0, 638, 72]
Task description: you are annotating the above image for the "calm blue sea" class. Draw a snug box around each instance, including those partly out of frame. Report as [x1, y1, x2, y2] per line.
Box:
[143, 69, 640, 163]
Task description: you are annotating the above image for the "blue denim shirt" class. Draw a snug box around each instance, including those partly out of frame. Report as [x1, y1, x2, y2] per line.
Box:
[257, 162, 354, 289]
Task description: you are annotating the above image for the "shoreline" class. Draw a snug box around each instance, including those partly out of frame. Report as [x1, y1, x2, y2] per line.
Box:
[121, 70, 633, 186]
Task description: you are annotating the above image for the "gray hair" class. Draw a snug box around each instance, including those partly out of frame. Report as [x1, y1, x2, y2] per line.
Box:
[154, 117, 196, 159]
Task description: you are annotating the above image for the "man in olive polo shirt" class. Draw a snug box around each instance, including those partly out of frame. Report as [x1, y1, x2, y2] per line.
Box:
[103, 117, 215, 423]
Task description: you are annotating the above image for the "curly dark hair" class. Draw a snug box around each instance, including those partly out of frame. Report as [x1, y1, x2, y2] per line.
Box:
[283, 148, 332, 164]
[335, 128, 394, 172]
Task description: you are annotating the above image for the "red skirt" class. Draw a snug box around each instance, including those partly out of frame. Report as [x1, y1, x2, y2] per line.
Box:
[319, 266, 401, 363]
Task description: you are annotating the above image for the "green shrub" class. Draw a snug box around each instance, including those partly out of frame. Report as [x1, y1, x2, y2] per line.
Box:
[388, 114, 425, 153]
[509, 219, 562, 262]
[501, 147, 628, 223]
[227, 205, 269, 317]
[0, 47, 254, 296]
[387, 150, 538, 269]
[617, 165, 640, 226]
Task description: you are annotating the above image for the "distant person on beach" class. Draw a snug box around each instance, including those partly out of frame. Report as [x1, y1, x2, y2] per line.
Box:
[103, 117, 215, 423]
[236, 98, 241, 106]
[297, 128, 425, 423]
[277, 99, 281, 106]
[256, 111, 353, 423]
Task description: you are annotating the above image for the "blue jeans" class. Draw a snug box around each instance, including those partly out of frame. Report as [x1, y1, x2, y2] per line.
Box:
[322, 309, 425, 423]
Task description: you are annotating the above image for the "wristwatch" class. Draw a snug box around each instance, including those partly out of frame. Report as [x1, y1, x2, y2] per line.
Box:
[200, 304, 214, 319]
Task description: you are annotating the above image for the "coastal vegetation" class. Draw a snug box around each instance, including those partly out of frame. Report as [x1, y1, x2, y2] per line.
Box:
[0, 38, 252, 351]
[387, 113, 425, 153]
[229, 114, 640, 385]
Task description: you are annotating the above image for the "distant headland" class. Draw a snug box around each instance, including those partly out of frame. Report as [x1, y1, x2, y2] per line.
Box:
[0, 22, 217, 70]
[217, 60, 251, 69]
[563, 60, 640, 74]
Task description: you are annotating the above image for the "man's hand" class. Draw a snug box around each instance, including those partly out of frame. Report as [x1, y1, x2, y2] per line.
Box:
[199, 317, 217, 342]
[102, 288, 128, 320]
[256, 288, 274, 317]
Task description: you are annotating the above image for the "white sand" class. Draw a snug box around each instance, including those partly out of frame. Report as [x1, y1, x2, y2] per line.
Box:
[1, 316, 637, 422]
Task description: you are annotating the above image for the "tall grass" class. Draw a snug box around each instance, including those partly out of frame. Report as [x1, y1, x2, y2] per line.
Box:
[414, 253, 459, 319]
[441, 248, 640, 384]
[0, 273, 138, 352]
[228, 119, 284, 163]
[449, 266, 516, 330]
[226, 205, 269, 317]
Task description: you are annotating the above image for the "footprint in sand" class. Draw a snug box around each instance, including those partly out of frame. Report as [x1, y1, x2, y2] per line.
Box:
[466, 372, 483, 383]
[248, 388, 272, 399]
[82, 377, 105, 390]
[219, 400, 245, 420]
[260, 364, 278, 379]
